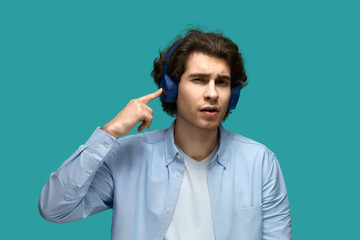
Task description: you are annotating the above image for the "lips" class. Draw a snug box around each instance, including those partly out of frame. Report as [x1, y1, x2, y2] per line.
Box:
[200, 106, 219, 117]
[201, 109, 218, 113]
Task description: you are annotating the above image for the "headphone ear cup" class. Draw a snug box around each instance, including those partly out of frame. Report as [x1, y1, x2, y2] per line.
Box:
[160, 74, 178, 103]
[159, 42, 181, 103]
[228, 85, 242, 110]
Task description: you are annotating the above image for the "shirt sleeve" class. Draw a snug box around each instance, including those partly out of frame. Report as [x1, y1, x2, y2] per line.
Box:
[38, 127, 119, 223]
[262, 155, 293, 240]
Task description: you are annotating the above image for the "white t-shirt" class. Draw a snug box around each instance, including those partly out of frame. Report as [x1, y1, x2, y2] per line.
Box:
[164, 144, 219, 240]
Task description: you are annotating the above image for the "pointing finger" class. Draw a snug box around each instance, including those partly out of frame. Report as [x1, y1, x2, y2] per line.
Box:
[138, 88, 163, 104]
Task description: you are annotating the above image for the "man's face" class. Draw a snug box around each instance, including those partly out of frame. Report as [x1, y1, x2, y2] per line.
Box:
[176, 52, 231, 131]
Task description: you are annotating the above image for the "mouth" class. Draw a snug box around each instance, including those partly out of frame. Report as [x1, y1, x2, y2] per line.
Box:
[200, 106, 219, 116]
[201, 106, 219, 112]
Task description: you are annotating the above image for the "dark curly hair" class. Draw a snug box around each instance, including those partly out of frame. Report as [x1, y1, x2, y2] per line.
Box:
[151, 28, 248, 120]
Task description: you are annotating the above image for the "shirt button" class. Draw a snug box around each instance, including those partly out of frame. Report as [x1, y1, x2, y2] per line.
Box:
[166, 208, 170, 213]
[222, 161, 226, 165]
[177, 154, 181, 159]
[167, 159, 171, 163]
[176, 173, 180, 177]
[104, 144, 109, 148]
[87, 169, 93, 173]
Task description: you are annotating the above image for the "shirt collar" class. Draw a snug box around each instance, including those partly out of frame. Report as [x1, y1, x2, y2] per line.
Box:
[164, 121, 181, 166]
[164, 120, 230, 168]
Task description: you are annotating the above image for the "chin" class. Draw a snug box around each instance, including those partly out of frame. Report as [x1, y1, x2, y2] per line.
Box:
[197, 119, 222, 130]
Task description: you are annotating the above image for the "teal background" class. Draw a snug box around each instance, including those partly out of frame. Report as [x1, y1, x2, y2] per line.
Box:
[1, 0, 359, 239]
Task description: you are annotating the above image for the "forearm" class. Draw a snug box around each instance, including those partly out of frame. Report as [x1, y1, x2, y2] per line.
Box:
[38, 128, 118, 223]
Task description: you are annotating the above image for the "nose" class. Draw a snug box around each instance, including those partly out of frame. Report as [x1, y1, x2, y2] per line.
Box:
[203, 81, 218, 101]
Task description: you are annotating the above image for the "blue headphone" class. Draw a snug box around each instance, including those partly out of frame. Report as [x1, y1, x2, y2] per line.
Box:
[160, 42, 242, 110]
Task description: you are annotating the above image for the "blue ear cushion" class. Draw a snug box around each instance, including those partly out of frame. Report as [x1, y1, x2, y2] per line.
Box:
[160, 42, 181, 103]
[160, 74, 178, 103]
[228, 84, 242, 110]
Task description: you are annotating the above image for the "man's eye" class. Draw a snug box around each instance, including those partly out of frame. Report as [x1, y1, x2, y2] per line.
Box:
[217, 80, 229, 86]
[193, 78, 204, 82]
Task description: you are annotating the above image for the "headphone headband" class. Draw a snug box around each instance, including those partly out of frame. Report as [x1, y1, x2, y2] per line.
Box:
[163, 42, 181, 75]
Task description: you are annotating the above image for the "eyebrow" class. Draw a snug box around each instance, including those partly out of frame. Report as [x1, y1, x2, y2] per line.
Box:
[188, 73, 231, 81]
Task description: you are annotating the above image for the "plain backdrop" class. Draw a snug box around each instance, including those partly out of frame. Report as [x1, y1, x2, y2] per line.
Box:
[1, 0, 359, 239]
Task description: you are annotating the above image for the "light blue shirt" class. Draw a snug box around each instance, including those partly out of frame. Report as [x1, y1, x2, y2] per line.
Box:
[38, 121, 292, 240]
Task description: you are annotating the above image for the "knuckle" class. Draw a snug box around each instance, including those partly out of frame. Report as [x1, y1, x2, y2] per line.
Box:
[133, 99, 139, 104]
[137, 103, 143, 110]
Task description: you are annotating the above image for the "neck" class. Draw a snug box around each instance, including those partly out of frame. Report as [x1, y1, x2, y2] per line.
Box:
[174, 119, 220, 161]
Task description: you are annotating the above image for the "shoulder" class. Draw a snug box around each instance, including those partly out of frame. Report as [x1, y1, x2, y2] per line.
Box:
[107, 127, 169, 168]
[117, 127, 167, 146]
[226, 129, 273, 155]
[221, 128, 276, 170]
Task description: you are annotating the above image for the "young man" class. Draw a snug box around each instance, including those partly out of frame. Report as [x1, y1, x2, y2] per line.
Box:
[39, 29, 292, 239]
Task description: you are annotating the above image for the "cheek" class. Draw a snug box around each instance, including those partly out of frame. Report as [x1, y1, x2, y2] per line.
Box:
[225, 92, 231, 104]
[220, 88, 231, 102]
[177, 85, 198, 105]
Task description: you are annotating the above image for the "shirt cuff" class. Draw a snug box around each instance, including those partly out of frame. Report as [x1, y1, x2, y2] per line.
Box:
[85, 127, 119, 158]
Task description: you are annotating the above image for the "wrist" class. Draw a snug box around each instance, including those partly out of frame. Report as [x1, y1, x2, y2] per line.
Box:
[101, 125, 121, 138]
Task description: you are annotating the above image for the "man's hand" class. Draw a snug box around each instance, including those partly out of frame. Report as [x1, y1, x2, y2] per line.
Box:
[101, 89, 163, 138]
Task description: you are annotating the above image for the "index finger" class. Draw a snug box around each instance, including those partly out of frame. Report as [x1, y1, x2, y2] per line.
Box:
[137, 88, 163, 104]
